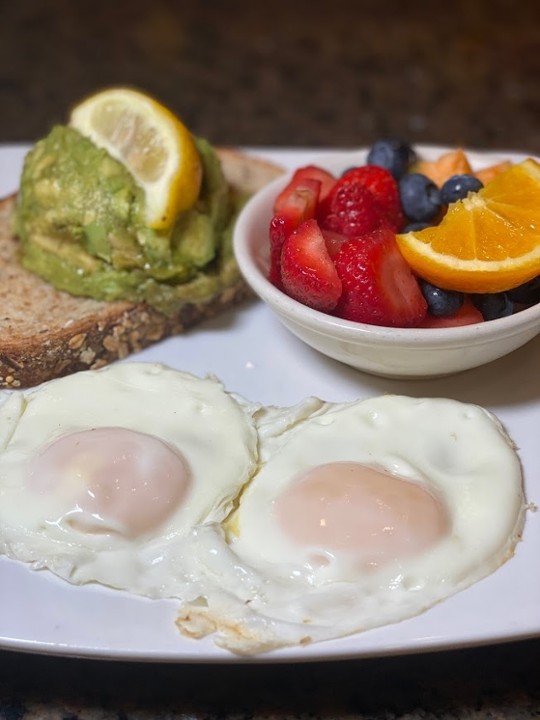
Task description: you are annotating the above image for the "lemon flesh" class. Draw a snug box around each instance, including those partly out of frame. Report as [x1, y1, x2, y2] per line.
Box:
[70, 87, 202, 229]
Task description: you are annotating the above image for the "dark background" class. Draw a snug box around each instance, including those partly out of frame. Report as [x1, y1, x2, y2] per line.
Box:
[1, 0, 540, 152]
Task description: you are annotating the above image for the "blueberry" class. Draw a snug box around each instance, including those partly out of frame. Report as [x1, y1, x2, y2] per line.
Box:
[507, 276, 540, 305]
[420, 280, 464, 317]
[440, 174, 484, 204]
[366, 139, 417, 180]
[398, 173, 442, 223]
[471, 293, 513, 320]
[402, 221, 432, 233]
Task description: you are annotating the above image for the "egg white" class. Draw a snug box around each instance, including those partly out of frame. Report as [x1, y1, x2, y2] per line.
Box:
[0, 373, 527, 655]
[175, 395, 526, 655]
[0, 362, 259, 598]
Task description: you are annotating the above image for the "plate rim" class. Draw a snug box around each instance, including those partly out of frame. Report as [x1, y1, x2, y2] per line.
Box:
[0, 142, 539, 664]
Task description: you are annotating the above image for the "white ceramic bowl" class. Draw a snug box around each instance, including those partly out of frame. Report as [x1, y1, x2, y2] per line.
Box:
[233, 147, 540, 379]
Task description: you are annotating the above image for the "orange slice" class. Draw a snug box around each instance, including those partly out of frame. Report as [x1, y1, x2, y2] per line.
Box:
[70, 87, 202, 229]
[475, 160, 513, 186]
[415, 149, 473, 187]
[416, 149, 512, 188]
[395, 158, 540, 293]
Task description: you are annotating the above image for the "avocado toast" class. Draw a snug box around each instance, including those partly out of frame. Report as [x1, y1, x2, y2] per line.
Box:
[0, 143, 283, 389]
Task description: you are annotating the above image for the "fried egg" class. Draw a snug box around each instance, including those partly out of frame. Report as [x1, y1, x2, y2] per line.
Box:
[0, 370, 527, 656]
[0, 362, 258, 598]
[175, 395, 526, 655]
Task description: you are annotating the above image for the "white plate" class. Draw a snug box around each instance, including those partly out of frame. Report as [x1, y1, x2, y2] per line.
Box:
[1, 144, 539, 664]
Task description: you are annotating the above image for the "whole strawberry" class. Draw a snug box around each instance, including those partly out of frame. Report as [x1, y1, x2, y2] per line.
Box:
[333, 227, 427, 327]
[318, 181, 384, 238]
[340, 165, 405, 231]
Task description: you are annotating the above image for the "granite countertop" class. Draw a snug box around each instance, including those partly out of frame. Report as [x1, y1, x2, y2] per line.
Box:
[1, 1, 539, 717]
[1, 0, 540, 153]
[0, 640, 539, 719]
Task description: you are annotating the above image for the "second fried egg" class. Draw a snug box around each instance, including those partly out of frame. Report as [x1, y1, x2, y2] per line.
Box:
[176, 394, 526, 654]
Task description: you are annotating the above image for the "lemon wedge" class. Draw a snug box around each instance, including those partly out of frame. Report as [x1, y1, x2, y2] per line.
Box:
[70, 87, 202, 229]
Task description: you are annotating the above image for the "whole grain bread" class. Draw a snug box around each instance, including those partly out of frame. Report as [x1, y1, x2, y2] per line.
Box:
[0, 148, 283, 389]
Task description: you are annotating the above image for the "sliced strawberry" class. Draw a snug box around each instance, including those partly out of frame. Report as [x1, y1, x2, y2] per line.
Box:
[418, 298, 484, 327]
[274, 166, 336, 215]
[269, 179, 320, 287]
[340, 165, 405, 230]
[318, 181, 385, 238]
[333, 227, 427, 327]
[321, 228, 348, 258]
[280, 218, 342, 312]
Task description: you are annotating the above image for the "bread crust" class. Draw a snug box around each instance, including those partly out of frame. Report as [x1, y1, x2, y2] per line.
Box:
[0, 149, 283, 388]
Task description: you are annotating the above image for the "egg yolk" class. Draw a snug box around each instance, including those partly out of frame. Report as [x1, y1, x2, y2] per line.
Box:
[274, 461, 449, 568]
[30, 427, 190, 537]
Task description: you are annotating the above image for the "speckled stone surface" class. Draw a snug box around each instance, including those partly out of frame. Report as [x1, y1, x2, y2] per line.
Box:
[1, 1, 539, 717]
[1, 640, 539, 719]
[1, 0, 540, 153]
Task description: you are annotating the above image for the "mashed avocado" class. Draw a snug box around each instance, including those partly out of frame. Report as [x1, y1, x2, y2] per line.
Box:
[14, 126, 245, 315]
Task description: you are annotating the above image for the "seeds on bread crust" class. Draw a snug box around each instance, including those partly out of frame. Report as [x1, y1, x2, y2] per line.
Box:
[0, 149, 283, 388]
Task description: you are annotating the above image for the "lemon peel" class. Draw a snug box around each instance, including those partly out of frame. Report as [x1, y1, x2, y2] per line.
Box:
[70, 87, 202, 229]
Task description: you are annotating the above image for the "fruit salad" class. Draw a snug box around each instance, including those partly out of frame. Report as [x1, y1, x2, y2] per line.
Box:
[267, 140, 540, 328]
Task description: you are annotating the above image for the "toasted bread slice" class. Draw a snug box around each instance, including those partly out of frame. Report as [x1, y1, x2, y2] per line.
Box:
[0, 148, 283, 389]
